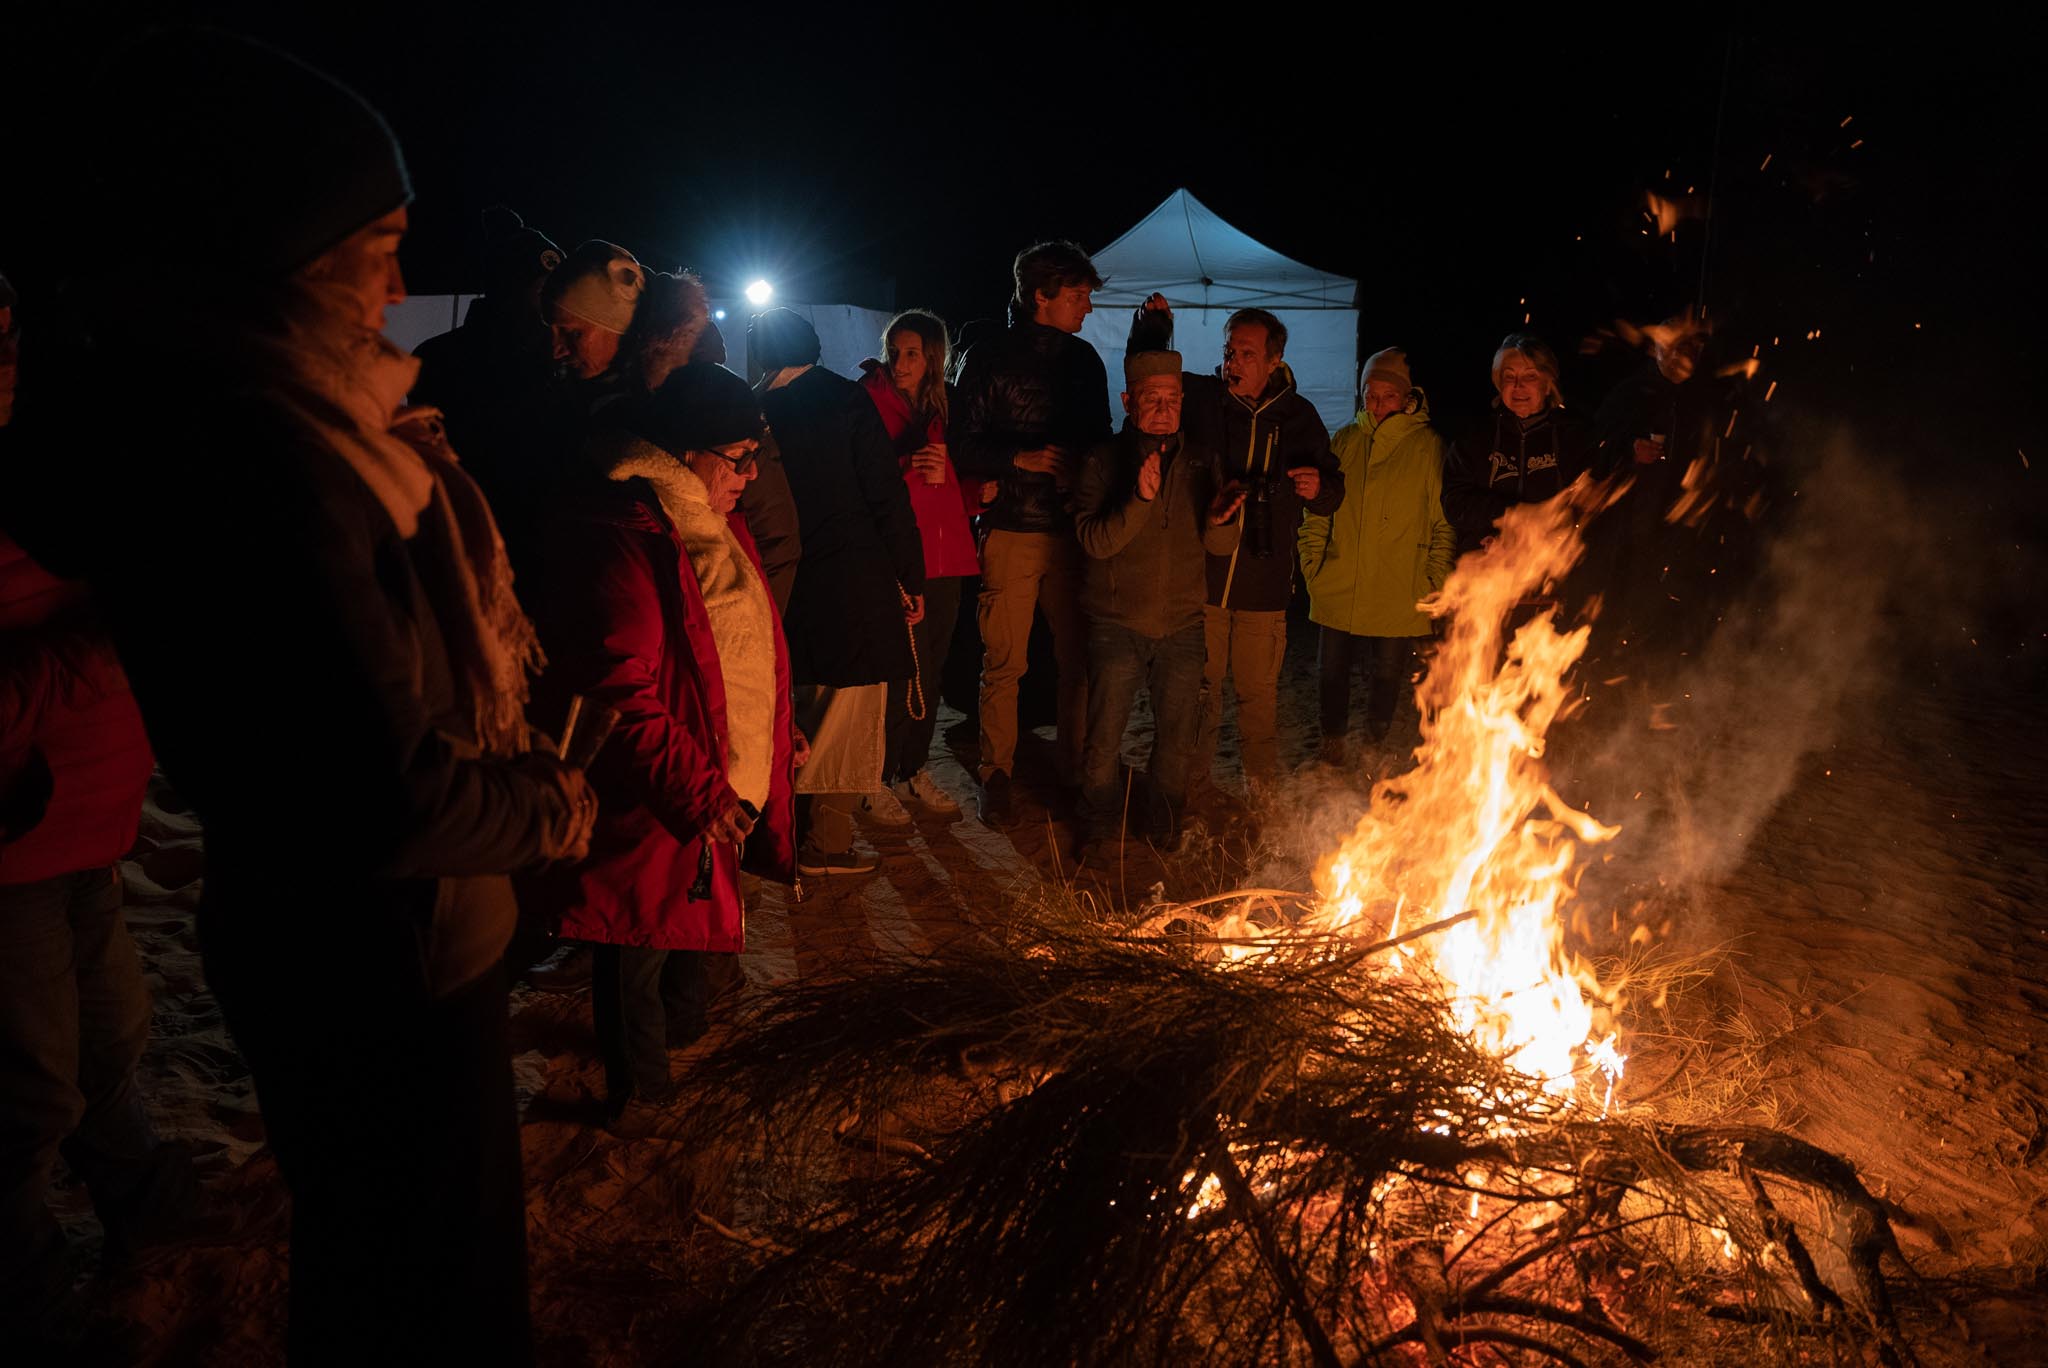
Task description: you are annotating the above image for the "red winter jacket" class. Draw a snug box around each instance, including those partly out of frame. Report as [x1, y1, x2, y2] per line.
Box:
[857, 361, 980, 579]
[0, 536, 154, 885]
[530, 481, 797, 951]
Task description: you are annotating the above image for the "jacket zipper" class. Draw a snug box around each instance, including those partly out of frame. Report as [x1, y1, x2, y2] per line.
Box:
[1216, 402, 1280, 609]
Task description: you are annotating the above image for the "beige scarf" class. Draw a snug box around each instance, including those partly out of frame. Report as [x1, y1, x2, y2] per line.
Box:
[238, 285, 541, 754]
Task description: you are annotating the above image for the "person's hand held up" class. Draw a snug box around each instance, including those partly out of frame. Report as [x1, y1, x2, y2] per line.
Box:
[1136, 450, 1162, 501]
[1209, 481, 1247, 526]
[1141, 292, 1173, 319]
[1287, 466, 1322, 501]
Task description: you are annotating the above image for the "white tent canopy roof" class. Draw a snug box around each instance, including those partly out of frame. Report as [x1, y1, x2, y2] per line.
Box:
[1080, 190, 1360, 430]
[1091, 189, 1356, 312]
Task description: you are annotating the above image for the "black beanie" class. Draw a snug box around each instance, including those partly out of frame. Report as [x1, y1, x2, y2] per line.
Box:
[480, 206, 562, 295]
[747, 308, 821, 371]
[625, 363, 766, 457]
[89, 29, 412, 278]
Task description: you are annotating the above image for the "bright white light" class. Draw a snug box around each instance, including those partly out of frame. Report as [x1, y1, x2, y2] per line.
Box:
[713, 309, 727, 321]
[744, 279, 773, 307]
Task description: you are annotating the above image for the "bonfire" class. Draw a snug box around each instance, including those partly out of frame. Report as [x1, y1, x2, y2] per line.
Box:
[674, 476, 1924, 1366]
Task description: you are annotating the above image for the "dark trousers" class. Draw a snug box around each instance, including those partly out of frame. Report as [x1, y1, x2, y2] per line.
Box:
[885, 576, 963, 784]
[590, 945, 709, 1104]
[0, 866, 176, 1326]
[202, 906, 531, 1366]
[1318, 628, 1422, 742]
[1078, 620, 1205, 842]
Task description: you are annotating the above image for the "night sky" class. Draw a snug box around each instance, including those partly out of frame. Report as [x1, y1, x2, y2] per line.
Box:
[11, 9, 2043, 461]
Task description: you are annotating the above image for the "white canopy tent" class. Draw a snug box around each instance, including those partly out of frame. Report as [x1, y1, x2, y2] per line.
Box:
[384, 296, 895, 382]
[1078, 190, 1360, 433]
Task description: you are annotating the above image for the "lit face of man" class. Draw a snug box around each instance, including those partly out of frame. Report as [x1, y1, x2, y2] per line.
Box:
[1123, 373, 1183, 437]
[686, 439, 761, 514]
[1223, 323, 1278, 400]
[1034, 283, 1094, 334]
[1496, 353, 1552, 419]
[307, 206, 408, 331]
[548, 307, 623, 380]
[1363, 379, 1407, 422]
[887, 329, 928, 395]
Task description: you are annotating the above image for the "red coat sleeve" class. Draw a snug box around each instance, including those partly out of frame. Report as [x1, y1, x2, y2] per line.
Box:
[541, 520, 737, 846]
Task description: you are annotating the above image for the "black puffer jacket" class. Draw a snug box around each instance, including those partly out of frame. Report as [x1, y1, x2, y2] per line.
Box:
[763, 366, 926, 687]
[1442, 405, 1595, 554]
[1126, 308, 1343, 612]
[950, 315, 1112, 535]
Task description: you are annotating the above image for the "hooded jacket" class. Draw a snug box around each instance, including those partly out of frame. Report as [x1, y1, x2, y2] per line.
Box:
[1126, 307, 1343, 612]
[950, 314, 1113, 535]
[530, 436, 798, 951]
[0, 536, 153, 884]
[764, 365, 926, 687]
[856, 361, 979, 579]
[1441, 405, 1594, 555]
[1074, 426, 1240, 638]
[1299, 400, 1455, 638]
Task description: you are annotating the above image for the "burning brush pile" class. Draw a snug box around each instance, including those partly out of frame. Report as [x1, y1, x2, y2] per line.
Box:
[674, 479, 1926, 1366]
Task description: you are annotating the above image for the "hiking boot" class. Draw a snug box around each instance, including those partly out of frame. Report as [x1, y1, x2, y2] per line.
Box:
[526, 944, 593, 993]
[857, 787, 914, 828]
[891, 768, 961, 817]
[797, 846, 880, 877]
[977, 770, 1015, 827]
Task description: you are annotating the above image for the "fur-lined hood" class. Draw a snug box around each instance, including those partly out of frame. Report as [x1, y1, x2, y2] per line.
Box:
[619, 271, 711, 392]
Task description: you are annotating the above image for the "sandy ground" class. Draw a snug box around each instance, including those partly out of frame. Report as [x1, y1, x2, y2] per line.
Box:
[58, 609, 2048, 1365]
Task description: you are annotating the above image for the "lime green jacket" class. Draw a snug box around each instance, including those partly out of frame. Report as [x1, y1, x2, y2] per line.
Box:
[1298, 402, 1455, 638]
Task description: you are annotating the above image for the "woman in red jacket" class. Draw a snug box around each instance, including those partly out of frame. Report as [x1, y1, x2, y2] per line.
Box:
[856, 310, 977, 820]
[531, 363, 798, 1121]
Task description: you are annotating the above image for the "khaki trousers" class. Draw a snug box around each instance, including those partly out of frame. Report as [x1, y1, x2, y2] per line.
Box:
[976, 529, 1087, 781]
[1200, 605, 1288, 787]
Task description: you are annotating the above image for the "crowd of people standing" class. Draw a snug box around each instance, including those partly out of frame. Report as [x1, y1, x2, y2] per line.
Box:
[0, 30, 1736, 1364]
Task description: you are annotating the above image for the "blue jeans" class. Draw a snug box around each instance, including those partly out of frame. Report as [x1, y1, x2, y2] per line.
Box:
[0, 866, 176, 1327]
[1079, 621, 1206, 842]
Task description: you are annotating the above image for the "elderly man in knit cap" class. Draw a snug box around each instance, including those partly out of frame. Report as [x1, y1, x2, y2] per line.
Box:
[1126, 294, 1344, 798]
[748, 308, 926, 875]
[1071, 350, 1244, 861]
[1299, 349, 1453, 762]
[0, 31, 598, 1363]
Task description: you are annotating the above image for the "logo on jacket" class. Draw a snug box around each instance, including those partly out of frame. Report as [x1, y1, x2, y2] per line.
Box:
[1487, 449, 1557, 487]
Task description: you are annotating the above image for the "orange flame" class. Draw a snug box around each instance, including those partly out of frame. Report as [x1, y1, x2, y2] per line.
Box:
[1311, 478, 1628, 1103]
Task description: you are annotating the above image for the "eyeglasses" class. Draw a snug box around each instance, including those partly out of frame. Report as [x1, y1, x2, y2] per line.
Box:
[703, 442, 760, 474]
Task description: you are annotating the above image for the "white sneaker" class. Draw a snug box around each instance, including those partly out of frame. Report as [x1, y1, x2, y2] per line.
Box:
[892, 768, 962, 817]
[857, 787, 914, 828]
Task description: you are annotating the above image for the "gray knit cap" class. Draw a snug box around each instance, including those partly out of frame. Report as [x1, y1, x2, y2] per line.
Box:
[89, 29, 412, 278]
